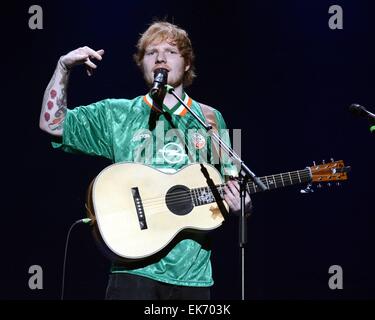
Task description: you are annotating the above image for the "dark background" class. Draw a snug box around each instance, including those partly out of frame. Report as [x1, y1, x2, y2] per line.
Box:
[1, 0, 374, 300]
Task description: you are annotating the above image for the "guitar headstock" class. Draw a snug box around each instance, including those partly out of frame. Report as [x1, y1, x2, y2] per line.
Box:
[310, 159, 350, 183]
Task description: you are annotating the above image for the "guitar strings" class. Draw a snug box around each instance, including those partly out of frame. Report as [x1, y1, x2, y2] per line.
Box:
[141, 171, 312, 215]
[140, 171, 311, 209]
[141, 170, 311, 206]
[141, 173, 312, 215]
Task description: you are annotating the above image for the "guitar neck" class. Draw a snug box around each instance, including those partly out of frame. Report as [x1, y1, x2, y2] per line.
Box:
[247, 167, 312, 194]
[191, 168, 312, 206]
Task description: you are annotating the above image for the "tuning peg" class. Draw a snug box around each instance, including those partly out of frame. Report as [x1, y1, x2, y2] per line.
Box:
[336, 182, 341, 187]
[322, 159, 326, 164]
[327, 182, 331, 187]
[330, 157, 335, 162]
[317, 183, 322, 188]
[300, 183, 314, 194]
[313, 161, 316, 166]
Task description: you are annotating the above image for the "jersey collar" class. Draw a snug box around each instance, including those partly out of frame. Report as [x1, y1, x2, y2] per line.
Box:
[143, 92, 192, 117]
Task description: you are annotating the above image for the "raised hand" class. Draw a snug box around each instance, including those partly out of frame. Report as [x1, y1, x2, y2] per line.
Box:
[60, 46, 105, 76]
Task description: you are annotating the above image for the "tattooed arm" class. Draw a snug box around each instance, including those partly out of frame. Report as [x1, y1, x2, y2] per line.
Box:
[39, 46, 104, 136]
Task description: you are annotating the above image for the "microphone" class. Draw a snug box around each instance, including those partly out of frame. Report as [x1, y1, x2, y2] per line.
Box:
[150, 68, 168, 99]
[349, 103, 375, 121]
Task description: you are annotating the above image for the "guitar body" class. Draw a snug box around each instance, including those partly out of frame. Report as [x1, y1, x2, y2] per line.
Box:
[86, 163, 226, 261]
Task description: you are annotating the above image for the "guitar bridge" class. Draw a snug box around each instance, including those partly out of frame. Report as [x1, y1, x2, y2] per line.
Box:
[131, 187, 148, 230]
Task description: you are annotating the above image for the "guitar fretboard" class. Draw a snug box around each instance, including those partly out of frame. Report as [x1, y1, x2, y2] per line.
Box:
[190, 168, 312, 206]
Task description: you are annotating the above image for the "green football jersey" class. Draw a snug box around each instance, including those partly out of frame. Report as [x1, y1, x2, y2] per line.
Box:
[53, 92, 236, 286]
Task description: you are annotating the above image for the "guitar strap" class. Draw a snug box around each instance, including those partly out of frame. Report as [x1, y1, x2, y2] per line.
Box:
[198, 103, 222, 168]
[199, 103, 219, 133]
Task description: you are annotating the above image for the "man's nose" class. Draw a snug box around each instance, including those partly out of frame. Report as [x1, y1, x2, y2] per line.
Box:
[156, 52, 166, 63]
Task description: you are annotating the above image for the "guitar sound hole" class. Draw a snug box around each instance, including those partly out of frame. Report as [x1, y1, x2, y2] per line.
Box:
[165, 185, 193, 216]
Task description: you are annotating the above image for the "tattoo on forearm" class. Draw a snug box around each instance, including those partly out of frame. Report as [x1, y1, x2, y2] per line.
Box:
[48, 107, 66, 131]
[56, 88, 66, 108]
[54, 105, 67, 118]
[50, 89, 57, 99]
[44, 65, 69, 131]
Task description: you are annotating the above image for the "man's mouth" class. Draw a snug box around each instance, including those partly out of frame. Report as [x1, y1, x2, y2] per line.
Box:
[153, 65, 170, 72]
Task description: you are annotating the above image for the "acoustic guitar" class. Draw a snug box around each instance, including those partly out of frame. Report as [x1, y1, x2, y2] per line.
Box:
[86, 160, 349, 261]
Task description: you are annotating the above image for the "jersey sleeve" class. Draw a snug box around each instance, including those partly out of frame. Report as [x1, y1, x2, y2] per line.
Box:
[52, 99, 114, 160]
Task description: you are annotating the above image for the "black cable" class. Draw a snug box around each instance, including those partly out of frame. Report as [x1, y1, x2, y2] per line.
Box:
[61, 218, 91, 300]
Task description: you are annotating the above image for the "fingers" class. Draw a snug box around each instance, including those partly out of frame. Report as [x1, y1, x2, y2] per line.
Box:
[80, 47, 105, 77]
[89, 48, 104, 60]
[96, 49, 105, 57]
[224, 179, 252, 214]
[84, 59, 97, 70]
[77, 46, 103, 60]
[224, 181, 240, 211]
[86, 67, 93, 77]
[228, 180, 239, 192]
[62, 46, 105, 76]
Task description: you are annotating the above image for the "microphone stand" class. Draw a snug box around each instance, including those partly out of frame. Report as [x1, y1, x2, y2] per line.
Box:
[166, 85, 267, 300]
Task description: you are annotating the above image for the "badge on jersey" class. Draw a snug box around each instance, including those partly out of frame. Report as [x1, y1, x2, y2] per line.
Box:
[191, 132, 206, 150]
